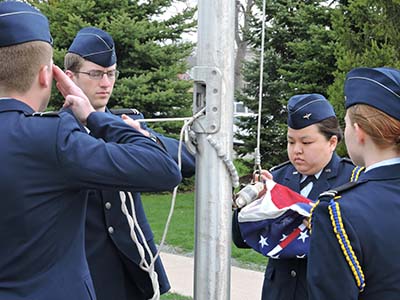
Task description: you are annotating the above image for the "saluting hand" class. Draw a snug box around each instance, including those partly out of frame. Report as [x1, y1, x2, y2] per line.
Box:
[53, 65, 95, 125]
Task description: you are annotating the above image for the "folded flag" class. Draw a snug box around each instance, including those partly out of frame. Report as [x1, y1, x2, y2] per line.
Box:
[238, 179, 314, 259]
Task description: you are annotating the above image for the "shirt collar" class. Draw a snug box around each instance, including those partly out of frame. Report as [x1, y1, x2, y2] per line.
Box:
[301, 169, 322, 182]
[365, 157, 400, 172]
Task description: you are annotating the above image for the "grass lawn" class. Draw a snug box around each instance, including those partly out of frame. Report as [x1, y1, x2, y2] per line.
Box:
[142, 192, 267, 270]
[161, 292, 192, 300]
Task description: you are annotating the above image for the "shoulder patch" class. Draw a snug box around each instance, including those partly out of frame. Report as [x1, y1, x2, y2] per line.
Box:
[29, 111, 59, 117]
[269, 160, 291, 172]
[110, 108, 140, 116]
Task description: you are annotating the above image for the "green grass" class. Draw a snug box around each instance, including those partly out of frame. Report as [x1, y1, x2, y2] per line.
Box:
[161, 292, 192, 300]
[142, 192, 267, 269]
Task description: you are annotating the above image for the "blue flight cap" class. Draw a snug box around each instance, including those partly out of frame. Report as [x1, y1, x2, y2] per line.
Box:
[0, 1, 52, 47]
[344, 67, 400, 121]
[68, 27, 116, 67]
[287, 94, 336, 129]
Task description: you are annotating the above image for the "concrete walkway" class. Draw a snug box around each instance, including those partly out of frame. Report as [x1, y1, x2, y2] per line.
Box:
[160, 252, 264, 299]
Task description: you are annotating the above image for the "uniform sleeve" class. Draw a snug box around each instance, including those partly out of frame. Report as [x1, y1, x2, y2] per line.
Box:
[56, 112, 182, 192]
[155, 134, 195, 178]
[232, 209, 251, 248]
[113, 111, 195, 178]
[307, 200, 361, 300]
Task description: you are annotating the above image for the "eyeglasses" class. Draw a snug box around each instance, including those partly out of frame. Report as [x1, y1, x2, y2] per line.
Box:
[74, 69, 120, 80]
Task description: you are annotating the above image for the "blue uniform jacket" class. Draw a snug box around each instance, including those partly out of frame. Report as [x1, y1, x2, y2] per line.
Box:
[82, 109, 195, 300]
[232, 153, 355, 300]
[308, 163, 400, 300]
[0, 99, 181, 300]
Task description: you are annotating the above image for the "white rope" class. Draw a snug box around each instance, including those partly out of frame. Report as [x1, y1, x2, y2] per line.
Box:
[136, 116, 192, 123]
[255, 0, 267, 171]
[135, 113, 241, 188]
[206, 135, 240, 188]
[151, 107, 205, 263]
[120, 191, 160, 299]
[119, 107, 206, 300]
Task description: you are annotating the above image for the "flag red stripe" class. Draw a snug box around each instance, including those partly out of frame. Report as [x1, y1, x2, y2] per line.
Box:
[271, 184, 311, 209]
[279, 227, 301, 248]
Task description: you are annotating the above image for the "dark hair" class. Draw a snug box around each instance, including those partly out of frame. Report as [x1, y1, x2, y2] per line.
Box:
[316, 116, 343, 143]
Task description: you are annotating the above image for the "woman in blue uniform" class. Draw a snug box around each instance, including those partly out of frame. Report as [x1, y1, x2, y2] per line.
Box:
[307, 67, 400, 300]
[233, 93, 359, 300]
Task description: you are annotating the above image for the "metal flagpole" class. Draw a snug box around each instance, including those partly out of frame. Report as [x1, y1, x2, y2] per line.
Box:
[190, 0, 236, 299]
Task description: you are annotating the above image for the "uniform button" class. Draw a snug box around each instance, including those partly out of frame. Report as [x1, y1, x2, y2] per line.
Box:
[290, 270, 297, 277]
[108, 226, 114, 234]
[105, 202, 112, 210]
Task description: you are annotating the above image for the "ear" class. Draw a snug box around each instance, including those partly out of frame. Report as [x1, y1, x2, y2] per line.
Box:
[65, 70, 75, 79]
[328, 134, 338, 151]
[353, 123, 366, 144]
[38, 64, 52, 88]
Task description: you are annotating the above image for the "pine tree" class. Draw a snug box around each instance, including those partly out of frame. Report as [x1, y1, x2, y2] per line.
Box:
[29, 0, 196, 136]
[328, 0, 400, 155]
[236, 0, 336, 168]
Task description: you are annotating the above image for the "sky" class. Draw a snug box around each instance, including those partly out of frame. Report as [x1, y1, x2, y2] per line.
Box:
[162, 0, 197, 42]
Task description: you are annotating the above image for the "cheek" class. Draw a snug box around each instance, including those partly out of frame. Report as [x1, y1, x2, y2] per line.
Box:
[345, 127, 351, 144]
[304, 143, 329, 160]
[287, 144, 294, 157]
[81, 83, 95, 95]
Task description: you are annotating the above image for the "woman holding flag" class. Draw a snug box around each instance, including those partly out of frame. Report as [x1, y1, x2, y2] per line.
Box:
[233, 93, 361, 300]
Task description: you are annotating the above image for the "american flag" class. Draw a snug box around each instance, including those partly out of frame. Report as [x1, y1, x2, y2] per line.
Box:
[238, 179, 314, 259]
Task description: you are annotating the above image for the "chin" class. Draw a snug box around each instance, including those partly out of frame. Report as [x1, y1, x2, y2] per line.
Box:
[294, 165, 309, 174]
[92, 101, 108, 111]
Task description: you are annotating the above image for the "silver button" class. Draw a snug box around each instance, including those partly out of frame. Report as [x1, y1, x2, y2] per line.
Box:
[105, 202, 112, 210]
[290, 270, 297, 278]
[108, 226, 114, 234]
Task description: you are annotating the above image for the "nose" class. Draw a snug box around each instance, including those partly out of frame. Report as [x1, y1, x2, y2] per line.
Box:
[293, 143, 303, 154]
[99, 73, 112, 86]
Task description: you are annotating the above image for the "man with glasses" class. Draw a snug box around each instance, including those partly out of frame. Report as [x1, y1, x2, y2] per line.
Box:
[65, 27, 119, 113]
[64, 27, 195, 300]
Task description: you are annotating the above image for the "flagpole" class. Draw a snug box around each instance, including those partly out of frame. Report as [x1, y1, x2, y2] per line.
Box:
[191, 0, 235, 298]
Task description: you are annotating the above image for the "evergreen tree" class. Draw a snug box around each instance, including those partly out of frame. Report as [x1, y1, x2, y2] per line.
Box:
[328, 0, 400, 155]
[29, 0, 196, 136]
[236, 0, 336, 168]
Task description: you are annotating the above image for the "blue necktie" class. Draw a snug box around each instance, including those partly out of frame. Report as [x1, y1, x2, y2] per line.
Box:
[300, 175, 316, 190]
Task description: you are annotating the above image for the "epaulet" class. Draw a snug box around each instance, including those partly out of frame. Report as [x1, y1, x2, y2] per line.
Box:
[341, 157, 354, 165]
[269, 160, 291, 172]
[311, 180, 366, 292]
[318, 180, 360, 202]
[110, 108, 141, 116]
[29, 111, 59, 117]
[309, 181, 360, 232]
